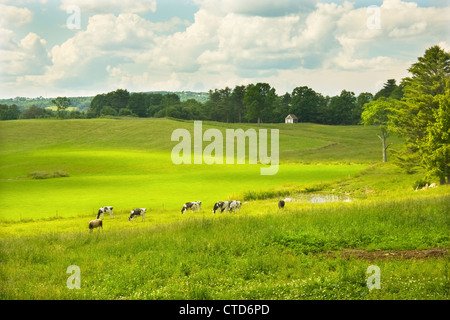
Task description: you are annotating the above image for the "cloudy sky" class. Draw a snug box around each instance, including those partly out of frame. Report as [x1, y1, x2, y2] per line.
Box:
[0, 0, 449, 99]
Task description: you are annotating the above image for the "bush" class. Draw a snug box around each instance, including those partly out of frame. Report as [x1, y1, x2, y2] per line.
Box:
[118, 108, 135, 116]
[100, 105, 117, 117]
[413, 178, 430, 190]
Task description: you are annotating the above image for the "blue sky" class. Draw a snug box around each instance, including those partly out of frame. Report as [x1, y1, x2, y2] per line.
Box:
[0, 0, 449, 98]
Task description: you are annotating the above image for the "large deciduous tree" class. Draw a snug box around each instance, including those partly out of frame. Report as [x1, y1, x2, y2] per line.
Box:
[362, 97, 395, 163]
[290, 86, 324, 123]
[244, 83, 276, 126]
[52, 97, 71, 119]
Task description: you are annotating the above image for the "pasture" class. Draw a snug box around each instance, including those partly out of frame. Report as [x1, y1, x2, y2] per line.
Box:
[0, 119, 368, 221]
[0, 118, 448, 300]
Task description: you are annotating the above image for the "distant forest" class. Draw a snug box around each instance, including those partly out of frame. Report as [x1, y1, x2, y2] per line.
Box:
[0, 81, 402, 125]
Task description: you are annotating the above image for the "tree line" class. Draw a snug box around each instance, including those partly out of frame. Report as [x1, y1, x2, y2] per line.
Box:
[1, 46, 447, 185]
[2, 85, 381, 125]
[87, 84, 378, 125]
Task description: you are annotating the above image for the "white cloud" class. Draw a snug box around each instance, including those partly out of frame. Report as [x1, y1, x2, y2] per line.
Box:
[437, 41, 450, 51]
[0, 0, 47, 4]
[0, 32, 50, 83]
[0, 27, 16, 50]
[59, 0, 157, 14]
[34, 13, 157, 88]
[0, 4, 33, 28]
[1, 0, 449, 98]
[389, 21, 427, 37]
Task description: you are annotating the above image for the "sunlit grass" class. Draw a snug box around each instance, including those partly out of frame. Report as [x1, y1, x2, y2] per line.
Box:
[0, 118, 447, 300]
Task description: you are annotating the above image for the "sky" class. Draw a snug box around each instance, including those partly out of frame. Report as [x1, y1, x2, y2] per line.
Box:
[0, 0, 449, 99]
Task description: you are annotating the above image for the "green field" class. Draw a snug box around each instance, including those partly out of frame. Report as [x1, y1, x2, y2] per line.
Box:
[0, 118, 448, 300]
[0, 119, 370, 220]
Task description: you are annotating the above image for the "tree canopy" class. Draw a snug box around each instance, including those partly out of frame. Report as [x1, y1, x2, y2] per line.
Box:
[389, 45, 450, 184]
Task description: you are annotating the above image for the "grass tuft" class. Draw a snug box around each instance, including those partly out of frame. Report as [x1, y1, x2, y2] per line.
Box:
[28, 170, 69, 179]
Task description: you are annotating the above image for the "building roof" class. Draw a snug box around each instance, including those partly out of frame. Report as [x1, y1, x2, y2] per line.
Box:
[286, 114, 298, 120]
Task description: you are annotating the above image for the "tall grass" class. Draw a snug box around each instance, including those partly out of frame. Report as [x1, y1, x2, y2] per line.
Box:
[0, 119, 448, 300]
[1, 194, 448, 300]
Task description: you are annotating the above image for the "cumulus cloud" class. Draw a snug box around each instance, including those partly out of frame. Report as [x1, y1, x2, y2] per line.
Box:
[0, 3, 50, 80]
[0, 4, 33, 28]
[1, 0, 449, 98]
[0, 32, 50, 77]
[59, 0, 157, 14]
[28, 13, 157, 90]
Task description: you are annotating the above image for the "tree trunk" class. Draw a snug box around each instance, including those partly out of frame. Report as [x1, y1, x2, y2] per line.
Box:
[257, 117, 261, 127]
[378, 134, 388, 163]
[440, 176, 446, 185]
[382, 142, 387, 163]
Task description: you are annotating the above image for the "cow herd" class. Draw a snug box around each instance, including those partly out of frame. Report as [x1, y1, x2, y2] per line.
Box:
[212, 200, 241, 214]
[88, 200, 246, 232]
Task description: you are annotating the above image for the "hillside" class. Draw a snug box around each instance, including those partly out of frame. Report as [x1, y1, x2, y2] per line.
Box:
[0, 118, 448, 301]
[0, 118, 381, 220]
[0, 118, 400, 161]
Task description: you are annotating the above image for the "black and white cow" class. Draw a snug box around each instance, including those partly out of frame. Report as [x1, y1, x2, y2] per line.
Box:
[129, 208, 146, 221]
[212, 201, 229, 214]
[97, 206, 114, 219]
[181, 201, 202, 214]
[228, 200, 241, 212]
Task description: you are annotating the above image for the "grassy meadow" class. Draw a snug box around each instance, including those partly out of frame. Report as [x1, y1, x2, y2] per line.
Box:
[0, 118, 448, 300]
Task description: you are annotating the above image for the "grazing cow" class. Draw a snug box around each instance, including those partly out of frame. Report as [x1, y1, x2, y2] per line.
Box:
[97, 206, 114, 219]
[181, 201, 202, 214]
[212, 201, 229, 214]
[228, 200, 241, 212]
[89, 219, 103, 232]
[278, 200, 285, 209]
[129, 208, 146, 221]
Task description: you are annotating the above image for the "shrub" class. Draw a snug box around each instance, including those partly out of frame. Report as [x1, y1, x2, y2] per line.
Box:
[118, 108, 135, 116]
[100, 105, 117, 117]
[413, 178, 430, 190]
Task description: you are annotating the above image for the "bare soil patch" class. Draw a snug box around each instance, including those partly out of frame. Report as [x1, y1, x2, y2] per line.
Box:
[326, 247, 448, 261]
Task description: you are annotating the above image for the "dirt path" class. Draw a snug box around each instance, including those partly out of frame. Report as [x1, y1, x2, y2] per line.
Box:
[327, 247, 448, 261]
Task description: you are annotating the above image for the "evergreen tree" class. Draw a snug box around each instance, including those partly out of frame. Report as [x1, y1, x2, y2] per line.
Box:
[390, 45, 450, 183]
